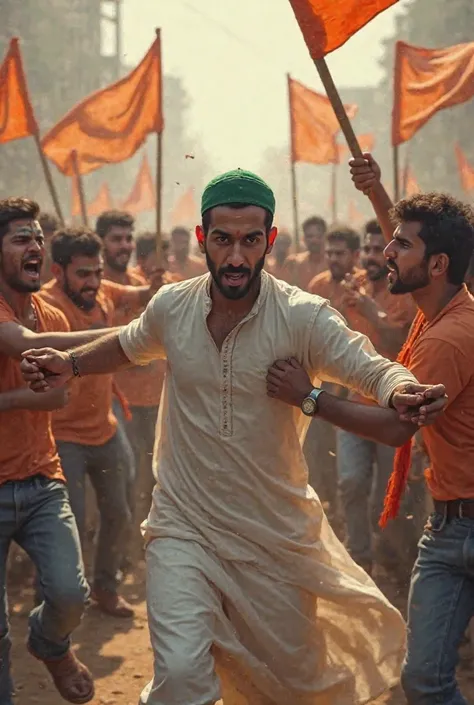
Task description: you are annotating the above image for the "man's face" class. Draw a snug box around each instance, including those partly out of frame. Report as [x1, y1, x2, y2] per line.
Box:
[55, 255, 103, 311]
[139, 249, 167, 280]
[102, 225, 134, 273]
[384, 221, 431, 295]
[274, 234, 292, 260]
[199, 205, 274, 300]
[362, 232, 388, 282]
[172, 231, 191, 260]
[303, 224, 325, 255]
[325, 238, 358, 282]
[0, 219, 44, 293]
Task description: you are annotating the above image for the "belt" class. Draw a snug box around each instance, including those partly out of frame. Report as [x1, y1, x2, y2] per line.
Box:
[433, 499, 474, 520]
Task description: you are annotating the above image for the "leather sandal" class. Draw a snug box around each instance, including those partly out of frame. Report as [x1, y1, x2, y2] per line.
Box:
[28, 644, 94, 704]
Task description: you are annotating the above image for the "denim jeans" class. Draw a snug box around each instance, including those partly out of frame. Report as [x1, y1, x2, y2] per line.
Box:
[57, 433, 131, 593]
[337, 430, 395, 565]
[402, 510, 474, 704]
[0, 476, 88, 704]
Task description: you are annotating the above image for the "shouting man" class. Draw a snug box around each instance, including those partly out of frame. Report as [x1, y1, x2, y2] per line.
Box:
[21, 171, 446, 705]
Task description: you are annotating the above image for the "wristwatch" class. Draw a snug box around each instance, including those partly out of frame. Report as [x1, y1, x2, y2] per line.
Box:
[301, 388, 325, 416]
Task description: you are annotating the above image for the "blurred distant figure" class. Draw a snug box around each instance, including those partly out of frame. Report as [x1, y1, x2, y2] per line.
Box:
[96, 210, 135, 284]
[168, 226, 206, 280]
[265, 230, 292, 281]
[285, 216, 327, 290]
[134, 231, 178, 281]
[39, 211, 61, 283]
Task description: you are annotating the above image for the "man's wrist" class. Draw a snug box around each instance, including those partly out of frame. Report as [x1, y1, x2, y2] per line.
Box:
[68, 351, 81, 378]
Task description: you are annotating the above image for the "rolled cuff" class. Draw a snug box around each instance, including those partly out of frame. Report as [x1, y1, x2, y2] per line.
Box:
[377, 365, 419, 408]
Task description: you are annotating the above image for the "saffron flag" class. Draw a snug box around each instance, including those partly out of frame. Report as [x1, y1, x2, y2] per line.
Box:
[42, 35, 163, 176]
[455, 144, 474, 193]
[288, 0, 398, 59]
[121, 154, 155, 214]
[403, 166, 420, 197]
[337, 133, 375, 162]
[289, 77, 357, 164]
[0, 38, 38, 144]
[71, 180, 113, 218]
[392, 40, 474, 146]
[170, 187, 198, 228]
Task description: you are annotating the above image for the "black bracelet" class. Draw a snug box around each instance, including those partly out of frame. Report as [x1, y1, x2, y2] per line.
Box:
[68, 351, 81, 378]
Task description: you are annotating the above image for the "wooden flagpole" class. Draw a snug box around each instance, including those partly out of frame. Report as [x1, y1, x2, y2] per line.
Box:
[71, 150, 88, 226]
[393, 145, 400, 202]
[155, 28, 163, 266]
[287, 73, 300, 252]
[331, 162, 337, 222]
[33, 134, 65, 224]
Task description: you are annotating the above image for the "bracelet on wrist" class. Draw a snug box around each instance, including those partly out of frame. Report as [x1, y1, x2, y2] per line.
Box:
[68, 351, 81, 378]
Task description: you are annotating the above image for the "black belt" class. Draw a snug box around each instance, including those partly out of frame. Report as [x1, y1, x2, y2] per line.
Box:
[433, 499, 474, 520]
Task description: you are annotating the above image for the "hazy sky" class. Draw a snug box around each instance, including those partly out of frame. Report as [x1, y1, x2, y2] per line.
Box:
[121, 0, 411, 173]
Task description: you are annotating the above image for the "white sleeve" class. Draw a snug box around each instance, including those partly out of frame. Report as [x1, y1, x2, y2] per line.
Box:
[119, 290, 167, 365]
[308, 301, 419, 407]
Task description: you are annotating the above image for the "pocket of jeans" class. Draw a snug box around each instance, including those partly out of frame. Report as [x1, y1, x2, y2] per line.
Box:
[424, 511, 447, 533]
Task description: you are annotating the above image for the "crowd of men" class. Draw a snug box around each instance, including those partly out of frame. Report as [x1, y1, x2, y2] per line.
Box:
[0, 157, 473, 704]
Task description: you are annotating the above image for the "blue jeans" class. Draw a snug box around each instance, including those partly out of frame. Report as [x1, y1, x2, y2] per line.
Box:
[0, 476, 88, 704]
[402, 510, 474, 704]
[57, 433, 131, 593]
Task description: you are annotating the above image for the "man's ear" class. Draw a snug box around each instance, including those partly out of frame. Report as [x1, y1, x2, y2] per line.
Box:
[267, 226, 278, 253]
[51, 262, 64, 283]
[195, 225, 205, 253]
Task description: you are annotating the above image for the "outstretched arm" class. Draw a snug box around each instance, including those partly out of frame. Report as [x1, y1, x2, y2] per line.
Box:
[0, 386, 69, 412]
[349, 152, 395, 244]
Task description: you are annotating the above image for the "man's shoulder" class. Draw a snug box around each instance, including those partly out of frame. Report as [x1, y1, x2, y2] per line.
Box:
[307, 269, 330, 293]
[422, 292, 474, 355]
[0, 295, 15, 324]
[267, 273, 327, 317]
[286, 251, 308, 265]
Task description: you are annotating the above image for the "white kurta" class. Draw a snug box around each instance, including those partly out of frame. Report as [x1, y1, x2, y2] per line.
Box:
[120, 272, 417, 705]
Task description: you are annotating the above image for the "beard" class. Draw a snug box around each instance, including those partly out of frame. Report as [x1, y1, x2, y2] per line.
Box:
[363, 259, 388, 282]
[388, 260, 430, 294]
[205, 251, 266, 300]
[64, 278, 97, 311]
[105, 250, 130, 273]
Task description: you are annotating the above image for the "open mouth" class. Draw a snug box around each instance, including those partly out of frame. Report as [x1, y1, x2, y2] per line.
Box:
[22, 259, 41, 280]
[222, 272, 249, 288]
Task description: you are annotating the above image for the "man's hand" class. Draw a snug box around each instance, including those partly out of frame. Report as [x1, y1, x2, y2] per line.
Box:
[21, 348, 73, 392]
[340, 275, 366, 310]
[391, 383, 447, 426]
[349, 152, 381, 196]
[266, 358, 313, 408]
[148, 268, 166, 295]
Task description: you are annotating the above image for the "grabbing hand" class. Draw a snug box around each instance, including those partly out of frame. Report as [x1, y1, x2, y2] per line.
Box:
[148, 267, 166, 294]
[349, 152, 381, 196]
[21, 348, 72, 392]
[391, 383, 447, 426]
[266, 358, 313, 408]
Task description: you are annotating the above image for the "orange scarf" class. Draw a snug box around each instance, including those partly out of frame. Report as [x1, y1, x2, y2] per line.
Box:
[379, 310, 426, 527]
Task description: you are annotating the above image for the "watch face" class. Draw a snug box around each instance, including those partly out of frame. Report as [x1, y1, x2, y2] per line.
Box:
[302, 397, 316, 416]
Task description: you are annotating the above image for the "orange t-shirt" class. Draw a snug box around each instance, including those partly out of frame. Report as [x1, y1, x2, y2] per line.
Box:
[39, 278, 139, 446]
[308, 268, 366, 311]
[0, 294, 68, 484]
[167, 254, 206, 280]
[109, 268, 167, 408]
[285, 251, 326, 291]
[408, 286, 474, 501]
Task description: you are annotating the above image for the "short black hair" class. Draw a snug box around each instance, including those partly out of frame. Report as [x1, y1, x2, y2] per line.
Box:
[136, 231, 169, 260]
[0, 197, 40, 244]
[326, 224, 360, 252]
[201, 203, 273, 236]
[364, 218, 382, 236]
[302, 216, 327, 233]
[391, 193, 474, 286]
[171, 226, 191, 239]
[38, 211, 61, 235]
[95, 210, 134, 239]
[51, 227, 102, 267]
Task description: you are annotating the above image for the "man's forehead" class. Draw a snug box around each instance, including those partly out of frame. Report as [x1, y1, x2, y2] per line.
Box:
[396, 220, 423, 240]
[106, 225, 133, 237]
[70, 255, 103, 270]
[209, 205, 267, 231]
[9, 218, 42, 233]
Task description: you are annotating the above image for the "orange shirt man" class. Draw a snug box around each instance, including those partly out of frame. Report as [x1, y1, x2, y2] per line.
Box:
[168, 226, 206, 280]
[40, 226, 159, 620]
[350, 151, 474, 704]
[286, 216, 327, 290]
[0, 198, 116, 703]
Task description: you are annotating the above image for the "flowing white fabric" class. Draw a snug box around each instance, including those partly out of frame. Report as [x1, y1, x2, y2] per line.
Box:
[120, 272, 416, 705]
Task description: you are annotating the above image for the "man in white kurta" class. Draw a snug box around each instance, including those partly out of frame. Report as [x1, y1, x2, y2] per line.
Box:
[118, 260, 419, 705]
[20, 170, 445, 705]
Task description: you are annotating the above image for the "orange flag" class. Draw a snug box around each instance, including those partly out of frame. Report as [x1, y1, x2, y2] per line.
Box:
[402, 165, 420, 197]
[455, 144, 474, 193]
[289, 77, 357, 164]
[170, 188, 198, 228]
[42, 35, 163, 176]
[121, 154, 156, 214]
[337, 133, 375, 162]
[288, 0, 398, 59]
[393, 40, 474, 146]
[0, 38, 38, 144]
[71, 180, 113, 218]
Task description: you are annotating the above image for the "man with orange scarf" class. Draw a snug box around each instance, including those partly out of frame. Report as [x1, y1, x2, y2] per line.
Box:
[346, 153, 474, 705]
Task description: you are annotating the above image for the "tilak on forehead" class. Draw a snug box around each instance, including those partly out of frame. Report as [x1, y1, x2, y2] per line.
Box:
[201, 169, 276, 217]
